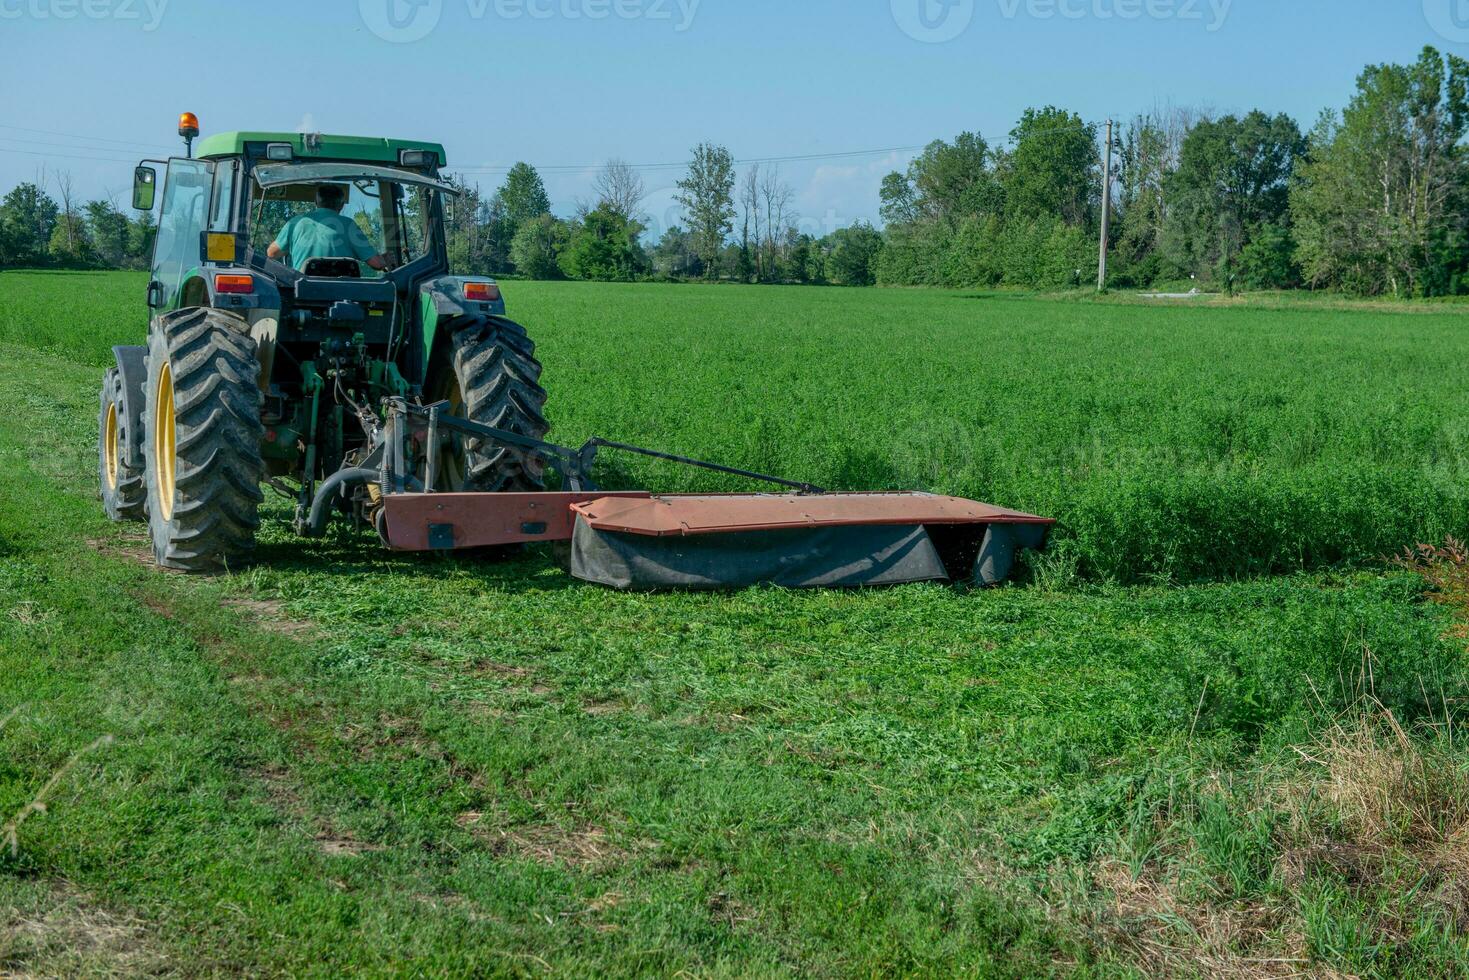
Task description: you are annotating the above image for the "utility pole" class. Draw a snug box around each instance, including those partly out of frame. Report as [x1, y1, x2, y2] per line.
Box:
[1097, 118, 1113, 292]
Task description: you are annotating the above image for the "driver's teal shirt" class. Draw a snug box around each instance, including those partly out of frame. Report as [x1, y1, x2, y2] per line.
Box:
[272, 208, 376, 271]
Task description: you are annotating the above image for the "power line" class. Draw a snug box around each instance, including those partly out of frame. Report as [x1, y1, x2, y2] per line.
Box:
[448, 124, 1106, 180]
[450, 144, 930, 175]
[0, 146, 140, 165]
[0, 123, 171, 152]
[0, 135, 162, 158]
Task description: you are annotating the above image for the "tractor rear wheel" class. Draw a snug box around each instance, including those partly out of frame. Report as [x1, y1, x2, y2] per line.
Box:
[427, 315, 549, 492]
[142, 308, 266, 572]
[98, 367, 145, 522]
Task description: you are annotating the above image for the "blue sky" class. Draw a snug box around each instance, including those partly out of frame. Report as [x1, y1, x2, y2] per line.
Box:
[0, 0, 1458, 235]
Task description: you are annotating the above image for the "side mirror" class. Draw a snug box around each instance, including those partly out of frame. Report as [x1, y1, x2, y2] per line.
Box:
[132, 167, 157, 211]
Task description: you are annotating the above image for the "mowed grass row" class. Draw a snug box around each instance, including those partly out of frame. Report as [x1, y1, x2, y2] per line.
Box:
[6, 269, 1468, 582]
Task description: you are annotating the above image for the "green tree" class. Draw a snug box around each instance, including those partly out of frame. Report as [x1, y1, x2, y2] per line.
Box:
[0, 183, 59, 265]
[823, 222, 884, 286]
[1161, 111, 1304, 282]
[786, 233, 819, 284]
[675, 143, 736, 280]
[498, 163, 552, 226]
[478, 194, 516, 274]
[939, 216, 1005, 287]
[127, 210, 157, 268]
[84, 200, 129, 267]
[443, 176, 486, 274]
[1115, 110, 1181, 278]
[651, 225, 701, 279]
[878, 171, 919, 226]
[509, 213, 568, 280]
[48, 211, 92, 264]
[886, 132, 1000, 226]
[875, 220, 952, 287]
[1291, 46, 1469, 296]
[1237, 223, 1300, 290]
[560, 204, 646, 281]
[917, 132, 1000, 222]
[1002, 107, 1098, 228]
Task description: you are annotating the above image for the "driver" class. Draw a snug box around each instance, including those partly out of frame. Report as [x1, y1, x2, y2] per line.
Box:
[267, 184, 390, 272]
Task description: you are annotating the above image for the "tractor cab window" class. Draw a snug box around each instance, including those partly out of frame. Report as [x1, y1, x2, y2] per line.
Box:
[248, 177, 435, 276]
[151, 158, 214, 305]
[209, 162, 236, 232]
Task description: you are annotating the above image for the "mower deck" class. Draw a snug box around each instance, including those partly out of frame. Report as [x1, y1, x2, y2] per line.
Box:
[571, 493, 1053, 536]
[379, 490, 1054, 590]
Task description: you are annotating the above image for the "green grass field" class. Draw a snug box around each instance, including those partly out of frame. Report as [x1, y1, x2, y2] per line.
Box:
[4, 269, 1469, 976]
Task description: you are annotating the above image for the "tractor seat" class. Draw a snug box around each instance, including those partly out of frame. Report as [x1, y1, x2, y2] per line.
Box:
[301, 257, 362, 279]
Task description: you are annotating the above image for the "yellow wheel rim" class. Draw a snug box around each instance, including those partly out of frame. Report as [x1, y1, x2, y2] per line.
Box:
[103, 401, 120, 492]
[154, 362, 176, 522]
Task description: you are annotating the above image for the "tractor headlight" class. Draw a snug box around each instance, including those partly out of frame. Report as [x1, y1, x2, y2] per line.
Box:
[264, 143, 294, 161]
[398, 149, 432, 167]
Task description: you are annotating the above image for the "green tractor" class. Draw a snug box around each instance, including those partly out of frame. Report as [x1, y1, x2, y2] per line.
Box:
[98, 116, 548, 571]
[98, 116, 1055, 588]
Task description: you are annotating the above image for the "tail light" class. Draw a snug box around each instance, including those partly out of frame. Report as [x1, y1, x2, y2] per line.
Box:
[463, 281, 500, 302]
[214, 274, 254, 295]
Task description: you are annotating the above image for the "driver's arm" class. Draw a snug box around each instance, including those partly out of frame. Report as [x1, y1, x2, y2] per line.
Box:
[267, 218, 294, 264]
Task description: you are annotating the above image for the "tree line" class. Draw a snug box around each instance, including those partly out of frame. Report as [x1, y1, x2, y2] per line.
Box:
[438, 150, 884, 287]
[2, 46, 1464, 297]
[876, 45, 1469, 296]
[0, 167, 157, 271]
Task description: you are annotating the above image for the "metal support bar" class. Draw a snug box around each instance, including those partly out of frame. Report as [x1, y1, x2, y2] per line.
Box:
[379, 399, 823, 497]
[425, 404, 440, 494]
[303, 397, 826, 539]
[584, 439, 825, 495]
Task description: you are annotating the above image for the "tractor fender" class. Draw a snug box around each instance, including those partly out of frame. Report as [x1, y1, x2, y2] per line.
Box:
[419, 277, 508, 362]
[110, 345, 148, 470]
[192, 265, 282, 315]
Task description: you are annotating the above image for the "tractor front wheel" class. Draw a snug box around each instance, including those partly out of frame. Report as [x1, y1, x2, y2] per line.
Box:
[426, 315, 550, 492]
[142, 308, 265, 572]
[98, 367, 145, 522]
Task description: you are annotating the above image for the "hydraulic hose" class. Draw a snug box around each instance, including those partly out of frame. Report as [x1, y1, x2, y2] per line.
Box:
[303, 467, 381, 538]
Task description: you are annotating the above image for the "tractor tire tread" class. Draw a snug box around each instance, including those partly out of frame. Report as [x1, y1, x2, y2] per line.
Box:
[98, 367, 146, 522]
[445, 314, 549, 493]
[143, 308, 265, 573]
